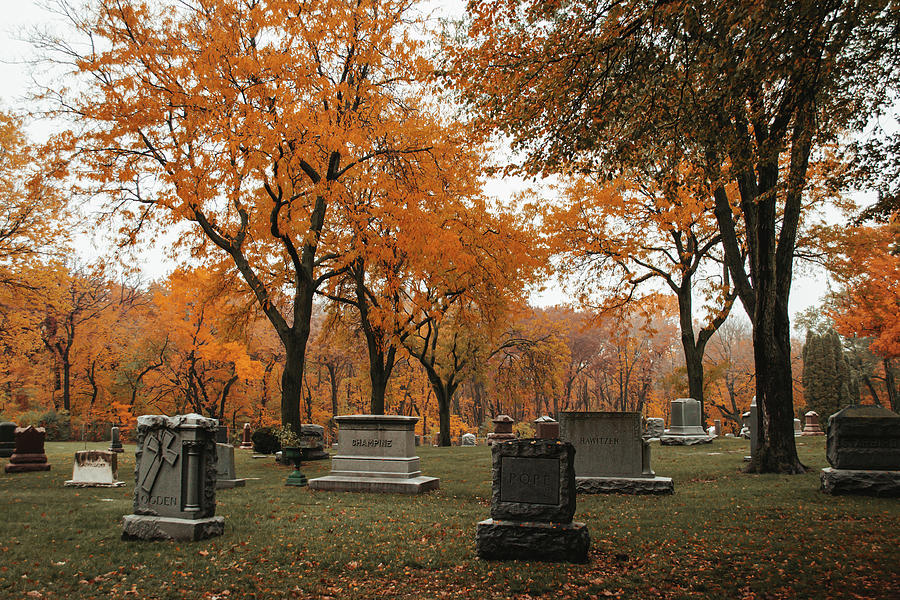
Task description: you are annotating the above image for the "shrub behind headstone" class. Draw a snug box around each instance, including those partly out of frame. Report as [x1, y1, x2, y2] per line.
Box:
[251, 427, 280, 454]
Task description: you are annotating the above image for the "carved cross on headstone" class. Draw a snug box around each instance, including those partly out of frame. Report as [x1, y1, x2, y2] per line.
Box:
[140, 430, 179, 494]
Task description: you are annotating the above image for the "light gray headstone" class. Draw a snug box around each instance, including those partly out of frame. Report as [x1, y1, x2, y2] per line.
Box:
[558, 412, 644, 477]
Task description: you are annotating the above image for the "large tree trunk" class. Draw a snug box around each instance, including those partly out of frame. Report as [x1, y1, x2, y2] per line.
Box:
[281, 336, 308, 436]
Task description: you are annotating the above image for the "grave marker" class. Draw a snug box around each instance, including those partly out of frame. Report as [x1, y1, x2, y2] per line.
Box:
[559, 412, 673, 494]
[0, 421, 16, 458]
[821, 405, 900, 496]
[65, 450, 124, 487]
[476, 439, 589, 563]
[121, 414, 224, 541]
[660, 398, 714, 445]
[4, 426, 51, 473]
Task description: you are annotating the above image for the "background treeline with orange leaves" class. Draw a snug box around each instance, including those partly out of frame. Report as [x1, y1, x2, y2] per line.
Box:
[2, 259, 776, 442]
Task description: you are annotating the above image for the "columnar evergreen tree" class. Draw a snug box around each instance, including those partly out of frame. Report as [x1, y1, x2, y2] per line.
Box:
[802, 328, 858, 426]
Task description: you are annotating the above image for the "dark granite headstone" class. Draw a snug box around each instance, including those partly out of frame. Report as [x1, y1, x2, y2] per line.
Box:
[216, 425, 229, 444]
[0, 421, 17, 458]
[4, 426, 51, 473]
[476, 439, 589, 563]
[826, 405, 900, 470]
[299, 424, 329, 460]
[108, 426, 124, 453]
[239, 423, 253, 449]
[534, 416, 559, 439]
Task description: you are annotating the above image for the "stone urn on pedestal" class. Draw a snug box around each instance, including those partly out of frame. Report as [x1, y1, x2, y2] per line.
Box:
[277, 428, 308, 487]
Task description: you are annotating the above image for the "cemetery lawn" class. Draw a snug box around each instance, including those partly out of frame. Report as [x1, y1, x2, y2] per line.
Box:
[1, 438, 898, 600]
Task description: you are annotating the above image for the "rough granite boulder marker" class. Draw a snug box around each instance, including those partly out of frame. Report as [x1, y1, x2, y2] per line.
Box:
[122, 414, 224, 541]
[643, 417, 664, 439]
[65, 450, 124, 487]
[821, 405, 900, 497]
[476, 438, 589, 563]
[4, 426, 51, 473]
[660, 398, 714, 445]
[300, 424, 329, 461]
[0, 421, 17, 458]
[559, 411, 673, 495]
[461, 433, 477, 446]
[308, 415, 439, 494]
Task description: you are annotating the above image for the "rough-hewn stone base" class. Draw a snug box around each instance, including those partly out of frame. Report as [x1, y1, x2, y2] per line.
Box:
[64, 480, 124, 487]
[476, 519, 589, 563]
[820, 467, 900, 497]
[308, 475, 439, 494]
[122, 515, 225, 541]
[576, 476, 674, 495]
[215, 478, 246, 489]
[659, 435, 714, 446]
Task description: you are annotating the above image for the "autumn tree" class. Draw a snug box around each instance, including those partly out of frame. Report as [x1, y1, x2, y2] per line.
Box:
[454, 0, 899, 473]
[550, 170, 736, 421]
[42, 0, 456, 436]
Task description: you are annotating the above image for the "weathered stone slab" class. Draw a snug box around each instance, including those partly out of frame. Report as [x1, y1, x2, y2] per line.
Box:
[826, 405, 900, 470]
[65, 450, 124, 487]
[559, 411, 644, 477]
[215, 443, 246, 489]
[461, 433, 477, 446]
[490, 439, 576, 523]
[820, 467, 900, 497]
[4, 426, 51, 473]
[575, 476, 673, 495]
[122, 514, 225, 541]
[534, 416, 560, 439]
[660, 435, 714, 446]
[476, 519, 589, 563]
[309, 415, 439, 493]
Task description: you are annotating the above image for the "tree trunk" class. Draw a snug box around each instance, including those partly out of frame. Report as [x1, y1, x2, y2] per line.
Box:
[282, 337, 307, 436]
[884, 359, 898, 412]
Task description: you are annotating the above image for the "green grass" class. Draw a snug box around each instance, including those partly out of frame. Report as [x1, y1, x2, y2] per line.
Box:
[1, 438, 897, 599]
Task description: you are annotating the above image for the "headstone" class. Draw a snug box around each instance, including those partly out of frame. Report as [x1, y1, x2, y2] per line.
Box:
[802, 411, 825, 435]
[0, 421, 17, 458]
[215, 442, 246, 489]
[239, 423, 253, 449]
[742, 398, 759, 462]
[821, 405, 900, 496]
[308, 415, 439, 494]
[534, 416, 559, 439]
[121, 414, 224, 541]
[215, 425, 229, 444]
[3, 426, 51, 473]
[660, 398, 714, 445]
[486, 415, 516, 446]
[300, 424, 329, 460]
[714, 419, 722, 437]
[558, 411, 673, 494]
[643, 417, 664, 439]
[794, 418, 802, 436]
[461, 433, 477, 446]
[475, 439, 589, 563]
[108, 426, 125, 453]
[414, 435, 421, 447]
[739, 411, 751, 439]
[65, 450, 124, 487]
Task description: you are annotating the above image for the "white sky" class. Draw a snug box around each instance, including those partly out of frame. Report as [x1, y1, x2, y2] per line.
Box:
[0, 1, 836, 320]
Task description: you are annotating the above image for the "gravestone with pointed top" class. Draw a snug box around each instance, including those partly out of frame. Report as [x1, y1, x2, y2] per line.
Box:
[239, 423, 253, 449]
[4, 426, 51, 473]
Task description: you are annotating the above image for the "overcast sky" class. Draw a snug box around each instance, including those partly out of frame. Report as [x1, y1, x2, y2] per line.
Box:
[0, 1, 834, 321]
